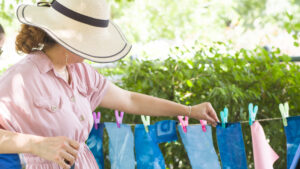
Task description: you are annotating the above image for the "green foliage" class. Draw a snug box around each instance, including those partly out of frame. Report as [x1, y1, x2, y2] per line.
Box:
[96, 42, 300, 169]
[284, 12, 300, 47]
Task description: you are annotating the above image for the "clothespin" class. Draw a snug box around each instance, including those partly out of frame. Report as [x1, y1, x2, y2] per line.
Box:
[115, 110, 124, 128]
[200, 120, 207, 132]
[220, 107, 228, 128]
[93, 112, 101, 130]
[248, 103, 258, 126]
[141, 115, 150, 132]
[279, 102, 289, 127]
[178, 116, 189, 133]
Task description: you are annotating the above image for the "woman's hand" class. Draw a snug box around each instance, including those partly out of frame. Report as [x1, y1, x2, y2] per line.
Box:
[190, 102, 219, 127]
[30, 136, 80, 169]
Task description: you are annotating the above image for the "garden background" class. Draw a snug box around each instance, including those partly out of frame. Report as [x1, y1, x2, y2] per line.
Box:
[1, 0, 300, 168]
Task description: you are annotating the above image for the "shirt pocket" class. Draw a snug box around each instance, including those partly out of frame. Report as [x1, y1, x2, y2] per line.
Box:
[33, 96, 62, 113]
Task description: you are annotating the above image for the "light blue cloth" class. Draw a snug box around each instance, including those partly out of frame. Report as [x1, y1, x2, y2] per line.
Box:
[216, 123, 248, 169]
[178, 125, 221, 169]
[105, 122, 135, 169]
[86, 123, 105, 169]
[135, 120, 178, 169]
[0, 154, 22, 169]
[285, 116, 300, 169]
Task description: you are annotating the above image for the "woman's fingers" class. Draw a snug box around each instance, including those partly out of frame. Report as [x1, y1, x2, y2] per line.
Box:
[207, 103, 220, 122]
[60, 151, 75, 166]
[65, 143, 78, 160]
[68, 139, 80, 150]
[205, 114, 217, 127]
[56, 155, 71, 169]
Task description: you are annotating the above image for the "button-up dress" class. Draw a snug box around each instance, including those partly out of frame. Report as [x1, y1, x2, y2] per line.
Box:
[0, 51, 108, 169]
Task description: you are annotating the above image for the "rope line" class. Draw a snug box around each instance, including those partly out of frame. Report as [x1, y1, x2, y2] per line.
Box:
[123, 117, 283, 126]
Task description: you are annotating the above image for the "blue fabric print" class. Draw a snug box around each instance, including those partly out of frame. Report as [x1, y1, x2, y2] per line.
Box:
[86, 123, 105, 169]
[0, 154, 22, 169]
[135, 120, 178, 169]
[285, 116, 300, 169]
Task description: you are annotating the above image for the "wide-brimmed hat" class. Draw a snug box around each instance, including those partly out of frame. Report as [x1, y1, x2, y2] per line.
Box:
[16, 0, 132, 63]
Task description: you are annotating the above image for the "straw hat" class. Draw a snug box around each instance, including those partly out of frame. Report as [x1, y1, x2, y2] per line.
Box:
[16, 0, 132, 63]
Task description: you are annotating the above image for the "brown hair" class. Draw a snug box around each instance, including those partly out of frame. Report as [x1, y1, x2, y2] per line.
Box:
[15, 24, 56, 54]
[0, 24, 5, 41]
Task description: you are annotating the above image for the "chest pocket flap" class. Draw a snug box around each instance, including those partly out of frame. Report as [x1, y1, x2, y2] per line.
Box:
[33, 96, 62, 113]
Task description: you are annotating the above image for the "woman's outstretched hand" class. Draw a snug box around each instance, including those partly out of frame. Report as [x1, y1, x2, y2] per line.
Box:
[190, 102, 220, 127]
[30, 136, 80, 169]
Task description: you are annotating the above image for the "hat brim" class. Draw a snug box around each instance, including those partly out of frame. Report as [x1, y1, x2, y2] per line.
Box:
[16, 4, 132, 63]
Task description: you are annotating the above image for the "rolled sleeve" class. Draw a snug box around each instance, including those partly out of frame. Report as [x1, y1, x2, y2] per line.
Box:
[83, 63, 109, 111]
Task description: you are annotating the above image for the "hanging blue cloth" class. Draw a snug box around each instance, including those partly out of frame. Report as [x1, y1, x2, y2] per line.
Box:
[285, 116, 300, 169]
[216, 123, 248, 169]
[86, 123, 105, 169]
[155, 120, 178, 143]
[178, 125, 221, 169]
[289, 143, 300, 169]
[0, 154, 22, 169]
[105, 122, 135, 169]
[135, 120, 178, 169]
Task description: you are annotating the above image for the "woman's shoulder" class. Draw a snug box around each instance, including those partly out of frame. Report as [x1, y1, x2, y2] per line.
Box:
[0, 52, 40, 87]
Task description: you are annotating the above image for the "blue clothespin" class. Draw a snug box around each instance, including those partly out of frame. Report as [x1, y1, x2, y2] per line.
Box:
[279, 102, 289, 127]
[248, 103, 258, 126]
[220, 107, 228, 128]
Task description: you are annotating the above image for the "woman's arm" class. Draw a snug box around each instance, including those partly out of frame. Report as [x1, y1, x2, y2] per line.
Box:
[0, 128, 34, 154]
[100, 82, 219, 126]
[0, 128, 80, 168]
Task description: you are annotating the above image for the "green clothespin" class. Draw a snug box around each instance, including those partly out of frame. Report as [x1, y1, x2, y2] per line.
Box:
[279, 102, 289, 127]
[249, 103, 258, 126]
[220, 107, 228, 128]
[141, 115, 150, 132]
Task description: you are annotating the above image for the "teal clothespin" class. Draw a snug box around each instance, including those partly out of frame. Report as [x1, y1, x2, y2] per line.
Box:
[279, 102, 289, 127]
[248, 103, 258, 126]
[141, 115, 150, 132]
[220, 107, 228, 128]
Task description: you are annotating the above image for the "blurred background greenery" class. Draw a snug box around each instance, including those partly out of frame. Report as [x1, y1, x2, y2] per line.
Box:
[1, 0, 300, 169]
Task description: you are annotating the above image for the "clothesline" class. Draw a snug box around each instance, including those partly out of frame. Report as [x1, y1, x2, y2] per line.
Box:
[122, 117, 283, 126]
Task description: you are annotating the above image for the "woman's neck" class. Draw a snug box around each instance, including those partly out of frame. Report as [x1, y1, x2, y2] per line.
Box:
[43, 44, 68, 72]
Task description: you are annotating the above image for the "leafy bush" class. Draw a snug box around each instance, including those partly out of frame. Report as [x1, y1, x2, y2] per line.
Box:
[97, 42, 300, 169]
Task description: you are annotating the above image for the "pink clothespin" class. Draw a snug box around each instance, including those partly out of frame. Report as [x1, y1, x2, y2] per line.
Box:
[200, 120, 207, 132]
[93, 112, 101, 130]
[178, 116, 189, 133]
[115, 110, 124, 128]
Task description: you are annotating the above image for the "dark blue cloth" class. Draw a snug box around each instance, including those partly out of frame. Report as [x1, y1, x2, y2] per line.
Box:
[0, 154, 22, 169]
[86, 123, 105, 169]
[290, 143, 300, 169]
[216, 123, 247, 169]
[285, 116, 300, 169]
[135, 120, 178, 169]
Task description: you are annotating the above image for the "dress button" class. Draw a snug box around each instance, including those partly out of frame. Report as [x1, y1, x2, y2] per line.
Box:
[70, 96, 76, 102]
[80, 115, 85, 121]
[51, 105, 57, 112]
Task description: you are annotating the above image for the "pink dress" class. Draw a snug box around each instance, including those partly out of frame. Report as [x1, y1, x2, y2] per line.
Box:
[0, 51, 108, 169]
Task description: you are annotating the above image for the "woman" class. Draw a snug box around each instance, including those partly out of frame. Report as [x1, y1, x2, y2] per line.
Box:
[0, 24, 4, 56]
[0, 0, 219, 169]
[0, 24, 23, 169]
